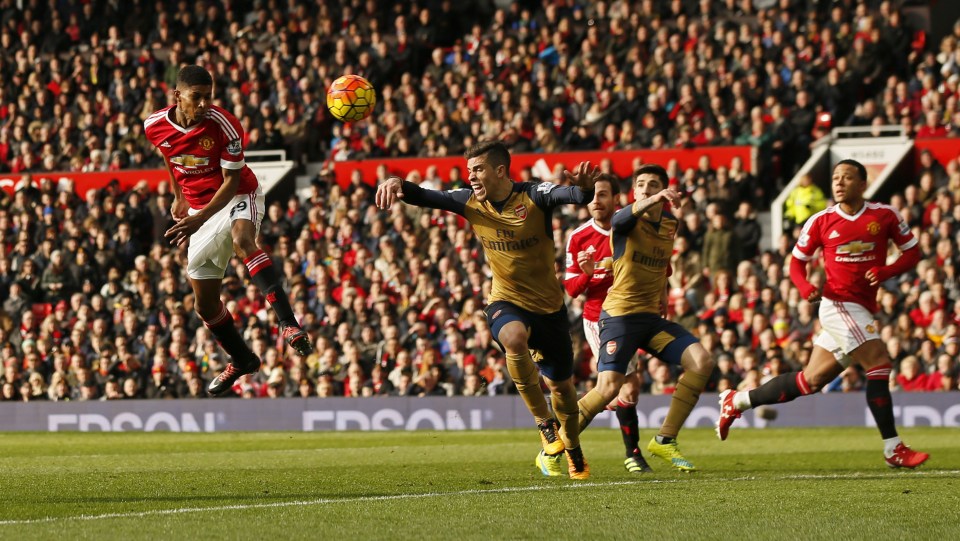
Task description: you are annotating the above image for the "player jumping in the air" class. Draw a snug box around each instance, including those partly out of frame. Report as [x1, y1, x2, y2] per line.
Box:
[144, 65, 313, 396]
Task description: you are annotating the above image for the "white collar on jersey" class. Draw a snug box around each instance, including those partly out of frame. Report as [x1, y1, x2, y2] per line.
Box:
[834, 202, 868, 221]
[165, 107, 207, 134]
[590, 218, 611, 235]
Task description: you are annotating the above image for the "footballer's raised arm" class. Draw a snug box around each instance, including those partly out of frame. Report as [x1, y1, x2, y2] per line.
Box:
[376, 176, 469, 215]
[526, 181, 595, 209]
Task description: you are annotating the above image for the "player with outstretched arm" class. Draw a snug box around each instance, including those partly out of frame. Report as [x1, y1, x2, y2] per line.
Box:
[376, 140, 597, 479]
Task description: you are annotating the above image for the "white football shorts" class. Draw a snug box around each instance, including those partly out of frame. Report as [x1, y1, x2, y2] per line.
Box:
[813, 297, 880, 368]
[186, 186, 265, 280]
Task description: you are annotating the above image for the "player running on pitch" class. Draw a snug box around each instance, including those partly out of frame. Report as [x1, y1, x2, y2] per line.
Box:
[557, 164, 715, 473]
[556, 174, 653, 475]
[717, 159, 928, 469]
[376, 140, 598, 479]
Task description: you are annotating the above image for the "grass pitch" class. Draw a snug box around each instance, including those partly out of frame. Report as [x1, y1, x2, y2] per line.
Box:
[1, 427, 958, 540]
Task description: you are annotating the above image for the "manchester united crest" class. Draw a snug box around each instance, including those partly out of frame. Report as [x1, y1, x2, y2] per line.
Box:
[867, 221, 881, 235]
[514, 204, 527, 220]
[199, 136, 215, 150]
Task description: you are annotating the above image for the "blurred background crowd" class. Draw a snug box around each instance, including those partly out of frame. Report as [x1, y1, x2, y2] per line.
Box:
[0, 0, 958, 401]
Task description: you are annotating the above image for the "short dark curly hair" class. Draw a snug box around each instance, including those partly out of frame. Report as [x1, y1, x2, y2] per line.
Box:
[177, 65, 213, 88]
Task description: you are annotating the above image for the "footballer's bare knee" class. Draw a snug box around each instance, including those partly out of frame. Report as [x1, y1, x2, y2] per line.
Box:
[803, 348, 845, 391]
[544, 377, 574, 395]
[682, 343, 715, 374]
[497, 324, 529, 354]
[802, 365, 840, 391]
[232, 239, 258, 260]
[620, 374, 642, 403]
[595, 372, 624, 402]
[851, 340, 890, 370]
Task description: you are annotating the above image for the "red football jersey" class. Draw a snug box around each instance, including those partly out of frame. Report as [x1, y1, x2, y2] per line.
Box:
[564, 219, 613, 321]
[144, 104, 258, 208]
[792, 202, 917, 312]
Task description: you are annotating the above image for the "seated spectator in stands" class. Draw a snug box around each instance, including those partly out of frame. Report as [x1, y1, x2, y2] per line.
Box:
[649, 362, 677, 396]
[183, 375, 208, 399]
[895, 356, 929, 391]
[144, 364, 175, 399]
[909, 291, 938, 328]
[297, 377, 315, 398]
[122, 377, 141, 399]
[825, 366, 865, 393]
[47, 373, 71, 401]
[929, 354, 957, 392]
[1, 381, 18, 401]
[101, 377, 123, 400]
[712, 353, 742, 391]
[461, 372, 485, 396]
[78, 381, 99, 401]
[915, 110, 948, 138]
[391, 368, 417, 397]
[366, 364, 394, 396]
[415, 365, 449, 397]
[265, 369, 287, 399]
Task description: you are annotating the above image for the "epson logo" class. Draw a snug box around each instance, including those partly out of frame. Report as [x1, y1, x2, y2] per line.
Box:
[866, 405, 960, 428]
[303, 409, 487, 431]
[48, 412, 218, 432]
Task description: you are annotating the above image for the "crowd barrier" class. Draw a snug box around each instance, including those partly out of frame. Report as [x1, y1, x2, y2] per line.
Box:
[913, 138, 960, 170]
[0, 151, 292, 196]
[0, 169, 169, 196]
[332, 146, 755, 189]
[2, 393, 957, 432]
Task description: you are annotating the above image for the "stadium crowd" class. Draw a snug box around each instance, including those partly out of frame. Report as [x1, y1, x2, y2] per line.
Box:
[0, 0, 959, 401]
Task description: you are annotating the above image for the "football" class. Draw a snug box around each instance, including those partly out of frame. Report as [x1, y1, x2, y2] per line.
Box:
[326, 74, 376, 122]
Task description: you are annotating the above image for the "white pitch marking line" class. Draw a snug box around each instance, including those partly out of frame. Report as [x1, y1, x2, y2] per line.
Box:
[1, 470, 957, 526]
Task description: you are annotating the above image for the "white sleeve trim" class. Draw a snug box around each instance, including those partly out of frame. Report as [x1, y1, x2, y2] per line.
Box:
[791, 246, 813, 261]
[221, 158, 245, 170]
[898, 237, 918, 252]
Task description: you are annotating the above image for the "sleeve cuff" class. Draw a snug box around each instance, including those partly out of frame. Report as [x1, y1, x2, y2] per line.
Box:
[221, 158, 245, 170]
[791, 247, 812, 261]
[898, 237, 918, 251]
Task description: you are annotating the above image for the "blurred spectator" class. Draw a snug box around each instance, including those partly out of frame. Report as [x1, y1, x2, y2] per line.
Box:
[784, 174, 827, 228]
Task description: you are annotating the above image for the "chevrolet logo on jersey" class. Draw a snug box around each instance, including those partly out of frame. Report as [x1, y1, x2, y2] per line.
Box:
[170, 155, 210, 168]
[836, 240, 875, 256]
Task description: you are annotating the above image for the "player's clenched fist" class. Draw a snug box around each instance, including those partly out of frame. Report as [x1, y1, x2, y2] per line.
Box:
[577, 250, 595, 276]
